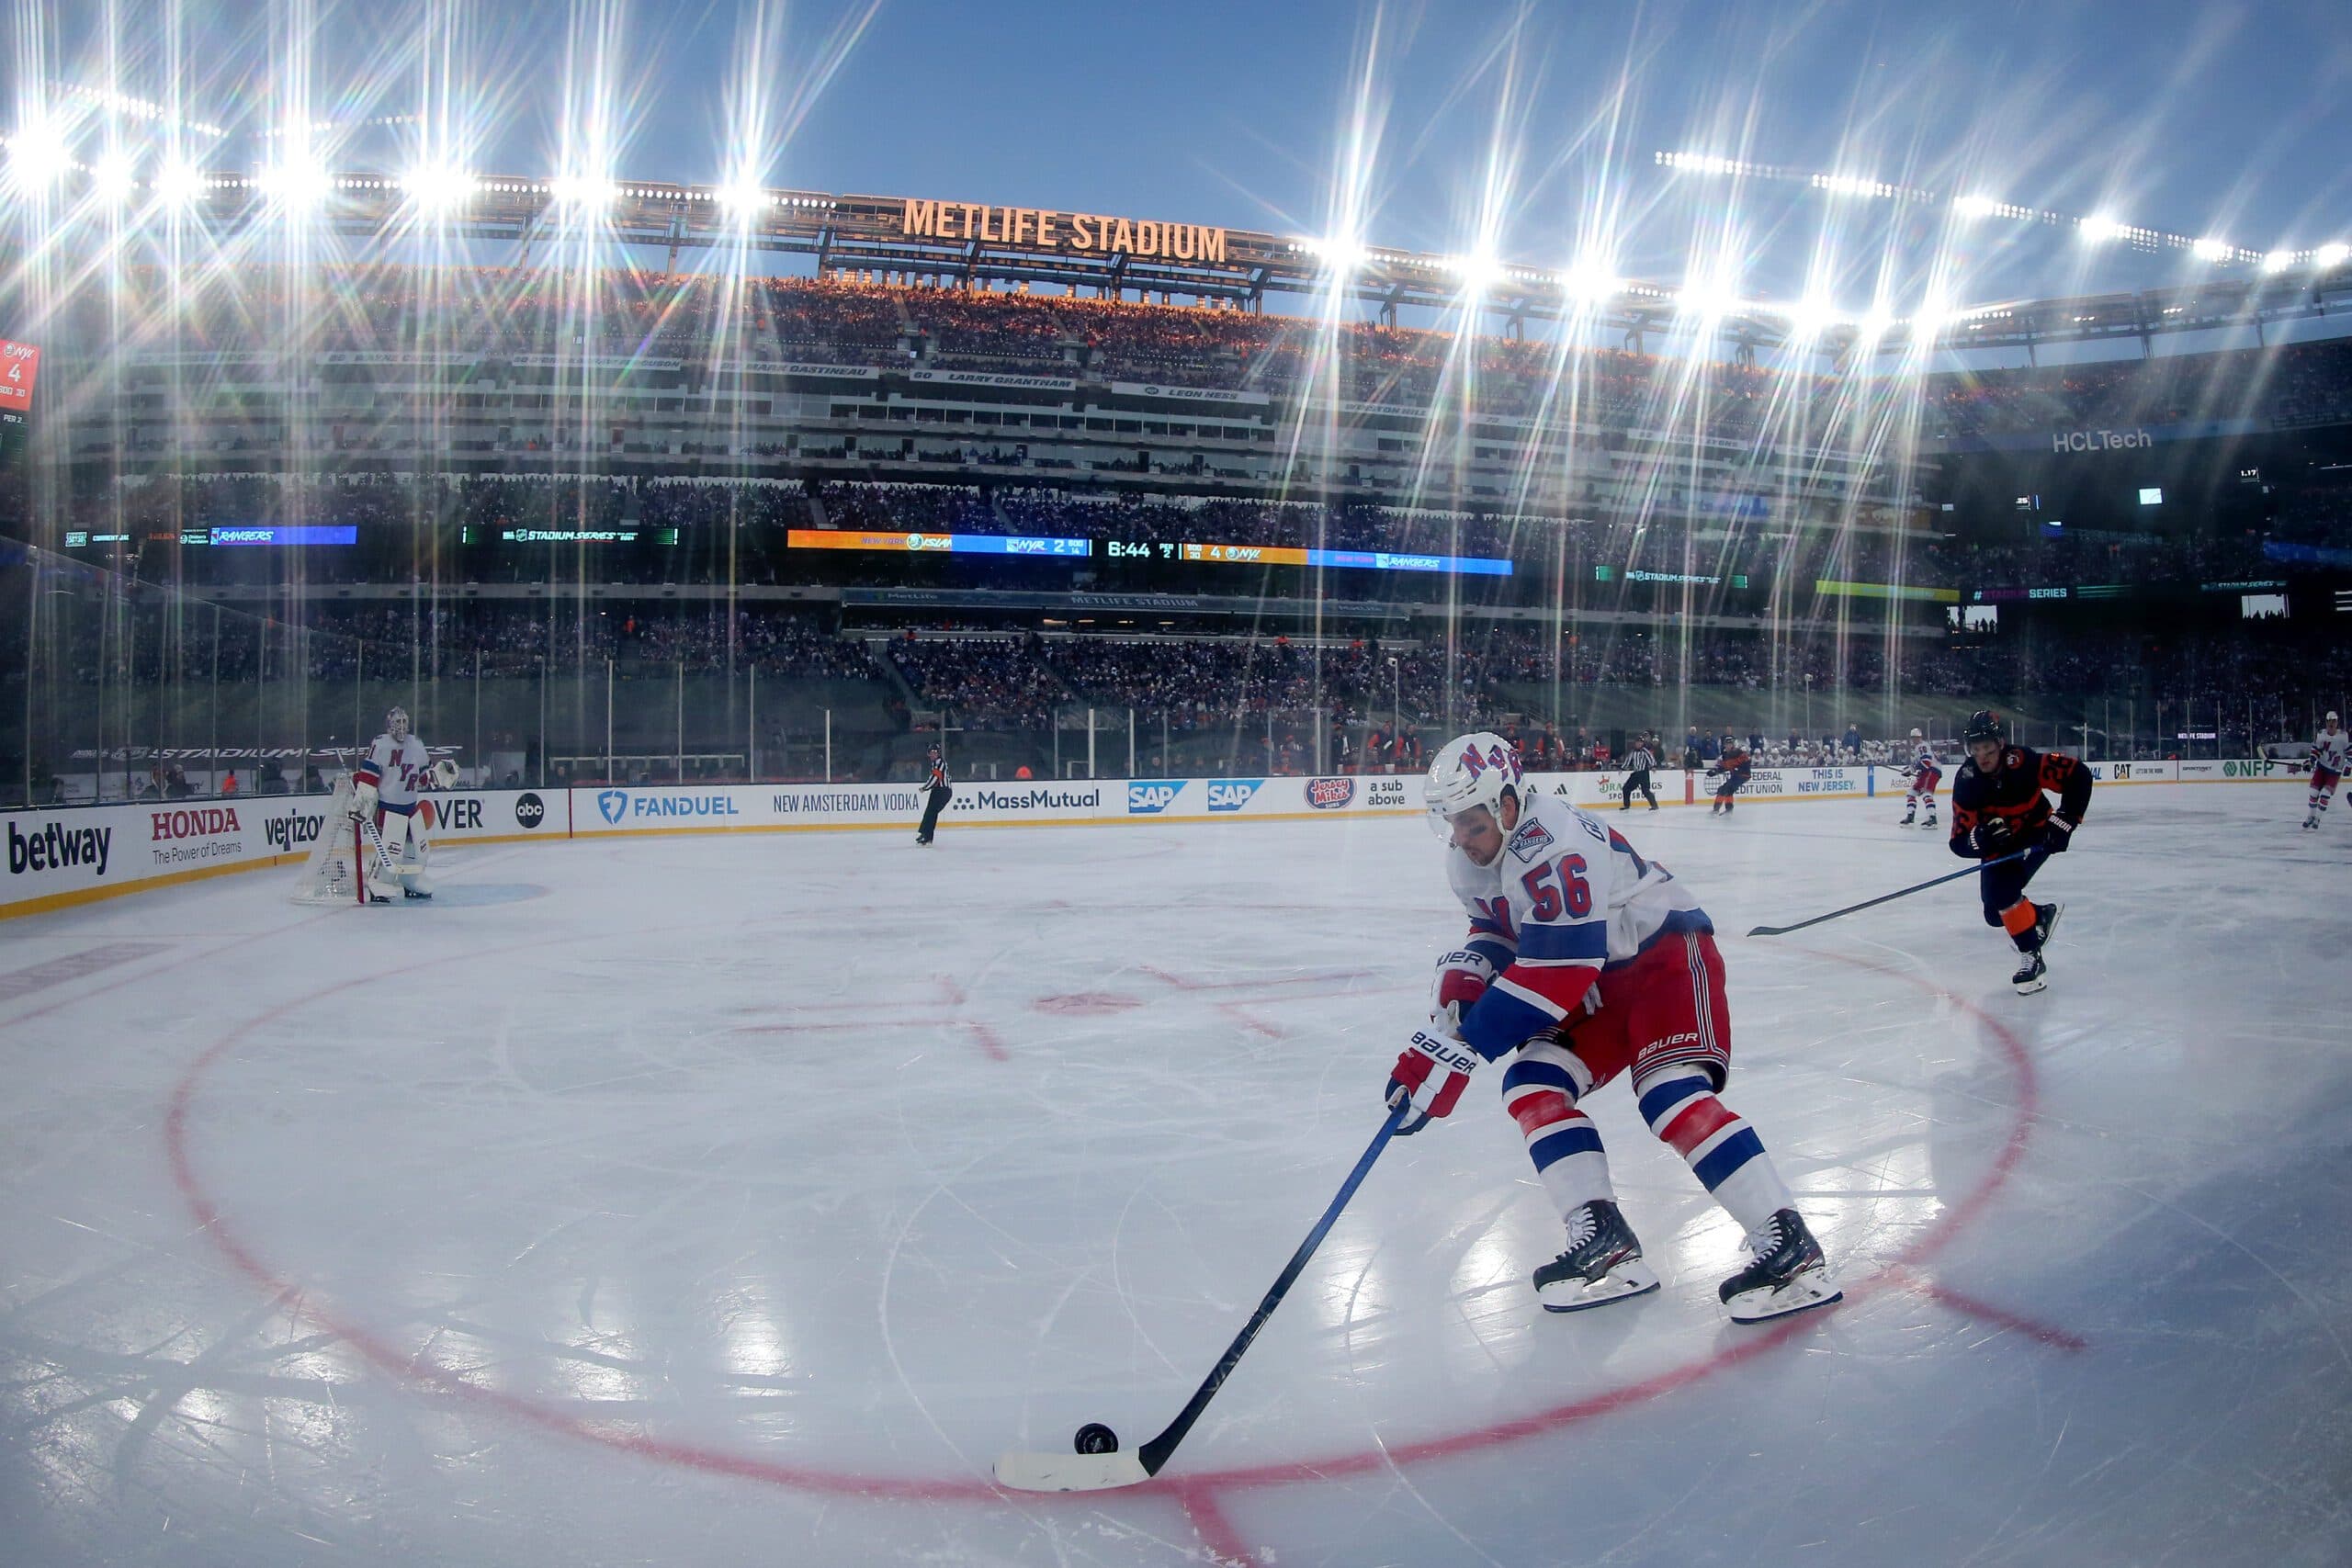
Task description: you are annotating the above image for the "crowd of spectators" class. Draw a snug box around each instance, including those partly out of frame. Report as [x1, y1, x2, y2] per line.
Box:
[52, 264, 2352, 444]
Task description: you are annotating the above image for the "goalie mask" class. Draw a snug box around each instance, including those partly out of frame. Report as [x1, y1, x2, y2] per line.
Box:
[1424, 730, 1522, 841]
[386, 706, 411, 743]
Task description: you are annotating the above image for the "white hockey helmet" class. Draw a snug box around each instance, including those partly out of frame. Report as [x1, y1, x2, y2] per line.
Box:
[1910, 728, 1924, 739]
[2330, 711, 2341, 726]
[1425, 731, 1524, 839]
[386, 706, 410, 741]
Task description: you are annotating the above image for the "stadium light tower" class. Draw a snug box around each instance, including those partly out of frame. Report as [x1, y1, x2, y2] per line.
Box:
[153, 157, 209, 207]
[550, 170, 616, 209]
[400, 163, 478, 213]
[2261, 248, 2297, 274]
[88, 151, 138, 204]
[2315, 243, 2350, 270]
[258, 151, 333, 211]
[1561, 254, 1619, 305]
[5, 118, 73, 192]
[2190, 236, 2232, 263]
[717, 178, 771, 224]
[1952, 194, 2002, 220]
[1450, 251, 1503, 292]
[1309, 236, 1369, 273]
[2079, 214, 2128, 243]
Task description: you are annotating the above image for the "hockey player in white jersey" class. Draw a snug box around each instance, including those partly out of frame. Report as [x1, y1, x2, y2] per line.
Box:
[2307, 711, 2348, 830]
[1898, 728, 1941, 828]
[349, 707, 456, 901]
[1383, 731, 1839, 1324]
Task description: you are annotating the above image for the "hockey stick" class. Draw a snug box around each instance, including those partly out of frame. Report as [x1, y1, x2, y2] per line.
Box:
[1746, 848, 2030, 938]
[992, 1100, 1410, 1493]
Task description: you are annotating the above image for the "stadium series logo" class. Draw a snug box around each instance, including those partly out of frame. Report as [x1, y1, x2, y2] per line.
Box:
[597, 789, 628, 824]
[1304, 777, 1355, 809]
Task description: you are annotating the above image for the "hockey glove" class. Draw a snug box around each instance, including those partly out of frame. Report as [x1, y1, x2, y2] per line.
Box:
[351, 779, 379, 820]
[1430, 949, 1498, 1024]
[1386, 1027, 1480, 1135]
[431, 758, 460, 790]
[2041, 816, 2076, 853]
[1972, 816, 2017, 856]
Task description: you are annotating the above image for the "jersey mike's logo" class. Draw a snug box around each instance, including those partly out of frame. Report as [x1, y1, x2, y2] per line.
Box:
[514, 792, 547, 828]
[1206, 779, 1263, 812]
[1126, 781, 1182, 814]
[596, 789, 628, 824]
[1304, 777, 1355, 809]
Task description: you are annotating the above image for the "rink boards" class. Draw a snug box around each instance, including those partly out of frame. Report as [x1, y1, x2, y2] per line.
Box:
[0, 757, 2301, 917]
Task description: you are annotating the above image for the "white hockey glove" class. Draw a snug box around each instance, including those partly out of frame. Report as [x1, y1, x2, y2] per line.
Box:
[351, 779, 379, 819]
[431, 758, 459, 790]
[1385, 1025, 1480, 1135]
[1430, 949, 1498, 1030]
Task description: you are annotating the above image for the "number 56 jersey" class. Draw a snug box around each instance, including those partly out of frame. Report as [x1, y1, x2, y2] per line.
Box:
[1446, 789, 1713, 1057]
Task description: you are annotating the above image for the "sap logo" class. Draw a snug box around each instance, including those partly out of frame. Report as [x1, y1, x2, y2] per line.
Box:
[427, 797, 484, 831]
[264, 812, 324, 852]
[597, 789, 628, 824]
[1304, 777, 1356, 810]
[151, 807, 241, 842]
[515, 792, 547, 828]
[1207, 779, 1263, 812]
[1507, 817, 1556, 863]
[7, 819, 111, 877]
[1127, 781, 1183, 814]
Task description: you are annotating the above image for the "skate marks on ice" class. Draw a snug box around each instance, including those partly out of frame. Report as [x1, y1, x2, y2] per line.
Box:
[4, 800, 2349, 1565]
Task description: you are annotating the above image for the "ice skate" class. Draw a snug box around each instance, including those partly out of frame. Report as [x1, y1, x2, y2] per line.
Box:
[1898, 809, 1916, 825]
[1719, 1209, 1841, 1324]
[1533, 1200, 1659, 1313]
[2010, 949, 2047, 993]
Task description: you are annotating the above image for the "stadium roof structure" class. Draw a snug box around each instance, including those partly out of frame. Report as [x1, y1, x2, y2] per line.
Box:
[104, 173, 2352, 363]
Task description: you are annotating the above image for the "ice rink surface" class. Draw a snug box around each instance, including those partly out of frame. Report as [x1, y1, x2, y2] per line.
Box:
[2, 785, 2347, 1567]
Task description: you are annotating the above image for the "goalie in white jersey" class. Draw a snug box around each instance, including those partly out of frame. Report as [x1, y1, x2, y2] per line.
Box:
[349, 707, 456, 901]
[2307, 711, 2348, 831]
[1383, 731, 1839, 1323]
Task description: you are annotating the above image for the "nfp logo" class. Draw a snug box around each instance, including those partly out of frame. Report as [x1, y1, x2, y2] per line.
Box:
[597, 789, 628, 824]
[1206, 779, 1263, 812]
[1304, 777, 1356, 810]
[1127, 781, 1183, 814]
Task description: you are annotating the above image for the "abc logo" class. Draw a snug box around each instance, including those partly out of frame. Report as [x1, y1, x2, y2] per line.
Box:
[515, 792, 547, 829]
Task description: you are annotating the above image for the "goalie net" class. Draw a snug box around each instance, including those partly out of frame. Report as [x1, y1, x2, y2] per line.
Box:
[290, 775, 366, 906]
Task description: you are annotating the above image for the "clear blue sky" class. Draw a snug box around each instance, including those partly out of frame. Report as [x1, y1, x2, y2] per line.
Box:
[14, 0, 2351, 316]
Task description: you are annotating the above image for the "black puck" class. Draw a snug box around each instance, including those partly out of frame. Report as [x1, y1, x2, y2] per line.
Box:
[1073, 1422, 1119, 1455]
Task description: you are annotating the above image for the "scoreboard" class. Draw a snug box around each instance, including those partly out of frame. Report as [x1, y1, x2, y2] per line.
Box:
[794, 529, 1512, 577]
[0, 339, 38, 413]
